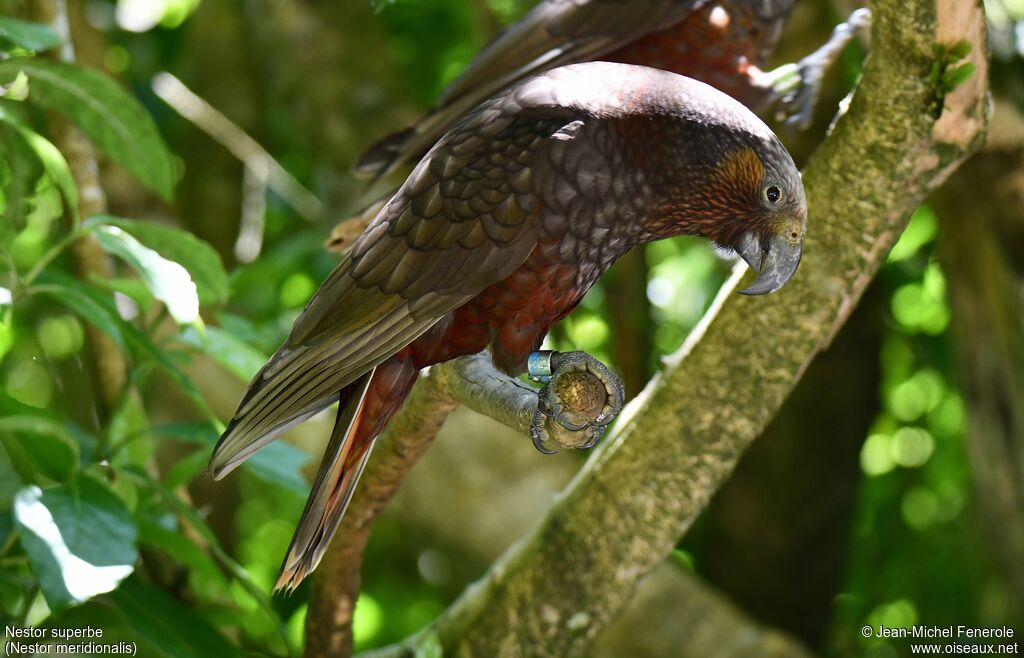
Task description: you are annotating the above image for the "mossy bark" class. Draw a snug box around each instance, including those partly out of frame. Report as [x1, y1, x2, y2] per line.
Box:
[698, 284, 884, 646]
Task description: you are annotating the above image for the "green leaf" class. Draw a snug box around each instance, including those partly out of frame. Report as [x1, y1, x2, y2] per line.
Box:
[0, 511, 12, 551]
[38, 277, 202, 403]
[942, 62, 976, 93]
[178, 325, 266, 381]
[0, 415, 79, 482]
[109, 577, 243, 658]
[0, 105, 78, 218]
[33, 282, 125, 349]
[161, 448, 207, 488]
[107, 394, 150, 467]
[0, 58, 175, 200]
[119, 320, 215, 420]
[14, 473, 138, 609]
[0, 17, 62, 52]
[87, 215, 230, 306]
[947, 39, 972, 61]
[136, 515, 221, 582]
[48, 577, 242, 658]
[246, 441, 311, 496]
[32, 277, 212, 419]
[1, 71, 30, 101]
[87, 274, 155, 315]
[0, 441, 24, 508]
[153, 421, 310, 495]
[93, 224, 199, 324]
[0, 124, 44, 242]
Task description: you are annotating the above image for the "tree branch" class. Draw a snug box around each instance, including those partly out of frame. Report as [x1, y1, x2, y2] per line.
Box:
[351, 1, 988, 656]
[594, 563, 816, 658]
[151, 72, 324, 262]
[151, 73, 323, 223]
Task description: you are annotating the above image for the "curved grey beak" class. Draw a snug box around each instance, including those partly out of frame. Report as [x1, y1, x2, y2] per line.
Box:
[736, 231, 803, 296]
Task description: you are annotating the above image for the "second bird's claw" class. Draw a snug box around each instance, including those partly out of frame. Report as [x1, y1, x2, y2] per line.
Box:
[769, 7, 872, 131]
[528, 350, 626, 454]
[783, 61, 825, 131]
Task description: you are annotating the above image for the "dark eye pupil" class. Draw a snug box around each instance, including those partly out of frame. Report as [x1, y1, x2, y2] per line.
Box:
[766, 186, 781, 203]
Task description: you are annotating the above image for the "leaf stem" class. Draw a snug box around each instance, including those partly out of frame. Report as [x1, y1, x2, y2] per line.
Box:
[0, 527, 19, 558]
[21, 225, 88, 288]
[0, 556, 28, 568]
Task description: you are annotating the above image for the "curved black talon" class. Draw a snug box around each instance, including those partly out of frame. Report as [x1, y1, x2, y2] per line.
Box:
[530, 409, 558, 454]
[581, 432, 602, 450]
[547, 395, 590, 431]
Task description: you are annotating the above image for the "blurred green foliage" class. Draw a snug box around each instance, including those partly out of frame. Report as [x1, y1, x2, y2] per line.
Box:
[828, 208, 985, 658]
[0, 1, 1021, 657]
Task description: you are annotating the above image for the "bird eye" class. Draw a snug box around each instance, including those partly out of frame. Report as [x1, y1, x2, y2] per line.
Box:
[765, 185, 782, 204]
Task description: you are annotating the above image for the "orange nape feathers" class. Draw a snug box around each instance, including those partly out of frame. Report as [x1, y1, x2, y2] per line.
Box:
[651, 145, 772, 245]
[712, 146, 765, 190]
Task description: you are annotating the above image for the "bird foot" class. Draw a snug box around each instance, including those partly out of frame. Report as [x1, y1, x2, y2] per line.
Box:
[527, 351, 625, 454]
[764, 7, 872, 131]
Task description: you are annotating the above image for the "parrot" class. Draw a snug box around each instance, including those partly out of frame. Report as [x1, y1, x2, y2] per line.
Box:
[351, 0, 869, 182]
[210, 61, 808, 592]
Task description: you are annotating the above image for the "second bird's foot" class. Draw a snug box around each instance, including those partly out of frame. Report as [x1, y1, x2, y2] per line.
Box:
[766, 7, 872, 131]
[527, 350, 625, 454]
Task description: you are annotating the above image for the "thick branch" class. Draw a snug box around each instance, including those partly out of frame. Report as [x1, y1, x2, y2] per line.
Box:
[429, 355, 540, 437]
[357, 1, 988, 656]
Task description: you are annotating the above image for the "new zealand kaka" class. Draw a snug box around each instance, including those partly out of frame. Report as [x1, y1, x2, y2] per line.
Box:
[351, 0, 868, 182]
[211, 62, 807, 591]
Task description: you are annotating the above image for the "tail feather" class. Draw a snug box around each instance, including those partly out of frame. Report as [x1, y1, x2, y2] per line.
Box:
[353, 92, 480, 183]
[274, 368, 376, 593]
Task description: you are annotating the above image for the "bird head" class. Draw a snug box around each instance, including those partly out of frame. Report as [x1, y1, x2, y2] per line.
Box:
[654, 132, 806, 295]
[708, 141, 807, 295]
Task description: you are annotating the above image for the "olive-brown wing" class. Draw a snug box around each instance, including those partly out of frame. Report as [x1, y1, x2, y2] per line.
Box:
[210, 110, 575, 478]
